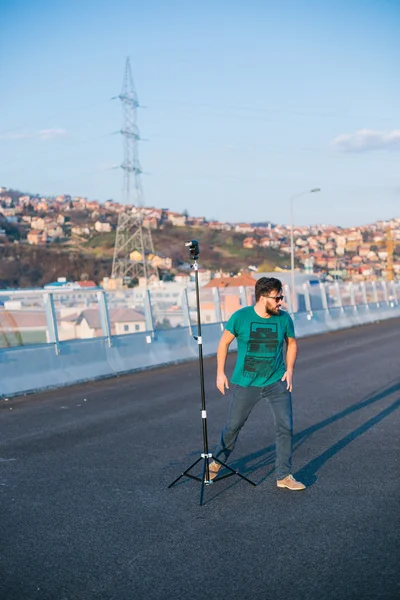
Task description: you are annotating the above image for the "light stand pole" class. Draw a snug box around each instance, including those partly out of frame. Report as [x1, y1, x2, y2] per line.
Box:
[290, 188, 321, 310]
[168, 240, 256, 505]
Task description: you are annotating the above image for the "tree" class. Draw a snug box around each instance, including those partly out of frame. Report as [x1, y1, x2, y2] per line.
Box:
[257, 260, 274, 272]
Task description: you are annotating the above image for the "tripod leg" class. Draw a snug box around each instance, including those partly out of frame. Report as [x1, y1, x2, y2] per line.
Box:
[168, 457, 203, 488]
[199, 457, 208, 506]
[213, 457, 257, 486]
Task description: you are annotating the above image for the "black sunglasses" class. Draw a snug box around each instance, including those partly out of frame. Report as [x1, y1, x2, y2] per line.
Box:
[264, 295, 284, 302]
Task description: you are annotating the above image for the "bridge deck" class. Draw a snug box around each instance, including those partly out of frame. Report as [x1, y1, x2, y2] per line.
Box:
[1, 318, 399, 600]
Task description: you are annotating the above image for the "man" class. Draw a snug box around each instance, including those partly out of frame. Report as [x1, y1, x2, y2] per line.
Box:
[209, 277, 305, 491]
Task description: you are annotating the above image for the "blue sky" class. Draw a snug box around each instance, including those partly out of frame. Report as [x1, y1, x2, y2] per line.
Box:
[1, 0, 399, 226]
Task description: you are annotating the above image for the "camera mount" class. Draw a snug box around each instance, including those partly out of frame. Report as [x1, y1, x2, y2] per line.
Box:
[185, 239, 199, 261]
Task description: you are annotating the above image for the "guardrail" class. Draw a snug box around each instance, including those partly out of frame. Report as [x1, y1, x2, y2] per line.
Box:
[1, 280, 399, 398]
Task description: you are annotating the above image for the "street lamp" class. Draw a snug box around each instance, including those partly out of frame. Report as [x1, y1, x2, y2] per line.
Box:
[290, 188, 321, 309]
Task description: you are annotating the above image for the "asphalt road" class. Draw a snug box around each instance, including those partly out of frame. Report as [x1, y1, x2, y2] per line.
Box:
[1, 318, 400, 600]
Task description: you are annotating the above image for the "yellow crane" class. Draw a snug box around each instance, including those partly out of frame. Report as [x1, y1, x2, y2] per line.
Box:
[370, 227, 395, 281]
[385, 227, 394, 281]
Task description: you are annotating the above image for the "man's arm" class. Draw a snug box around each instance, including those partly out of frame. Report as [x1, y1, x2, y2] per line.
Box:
[281, 337, 297, 392]
[216, 329, 235, 395]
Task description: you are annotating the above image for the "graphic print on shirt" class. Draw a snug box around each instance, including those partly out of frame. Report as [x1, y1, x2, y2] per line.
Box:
[243, 321, 279, 379]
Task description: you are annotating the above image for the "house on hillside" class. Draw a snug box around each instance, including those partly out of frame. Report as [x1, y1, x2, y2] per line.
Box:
[31, 217, 46, 231]
[27, 230, 48, 245]
[234, 223, 254, 234]
[85, 201, 100, 212]
[259, 237, 273, 248]
[166, 211, 187, 226]
[148, 254, 172, 270]
[207, 221, 232, 231]
[58, 308, 146, 340]
[174, 272, 191, 286]
[94, 221, 112, 233]
[186, 216, 206, 227]
[76, 281, 98, 289]
[142, 216, 159, 229]
[0, 310, 48, 346]
[203, 273, 256, 320]
[243, 237, 259, 249]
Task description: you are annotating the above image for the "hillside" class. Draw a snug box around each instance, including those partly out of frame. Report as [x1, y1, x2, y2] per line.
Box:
[151, 224, 288, 272]
[81, 223, 288, 273]
[0, 245, 112, 289]
[0, 224, 288, 288]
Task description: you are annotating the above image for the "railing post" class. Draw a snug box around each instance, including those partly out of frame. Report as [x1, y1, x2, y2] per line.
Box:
[381, 280, 389, 305]
[144, 289, 155, 341]
[239, 285, 248, 307]
[43, 292, 60, 355]
[97, 290, 112, 347]
[361, 281, 369, 308]
[319, 282, 329, 312]
[284, 284, 294, 317]
[302, 282, 313, 319]
[335, 281, 344, 312]
[349, 282, 357, 311]
[181, 288, 193, 336]
[290, 282, 297, 314]
[372, 281, 379, 307]
[390, 281, 398, 305]
[212, 287, 224, 331]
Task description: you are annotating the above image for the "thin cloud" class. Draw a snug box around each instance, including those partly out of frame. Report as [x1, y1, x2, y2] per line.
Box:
[99, 163, 120, 171]
[0, 128, 67, 141]
[38, 129, 67, 140]
[332, 129, 400, 153]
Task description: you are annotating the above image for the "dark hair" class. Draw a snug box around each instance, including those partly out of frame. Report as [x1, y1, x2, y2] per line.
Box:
[255, 277, 282, 301]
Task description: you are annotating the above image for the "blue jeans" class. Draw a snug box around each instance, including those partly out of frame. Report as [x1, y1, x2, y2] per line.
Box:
[214, 381, 293, 480]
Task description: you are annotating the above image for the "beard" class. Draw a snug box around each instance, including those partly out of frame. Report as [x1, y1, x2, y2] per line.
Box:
[266, 306, 280, 316]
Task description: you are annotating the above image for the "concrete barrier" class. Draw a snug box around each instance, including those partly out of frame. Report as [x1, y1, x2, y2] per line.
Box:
[1, 303, 400, 398]
[294, 303, 400, 338]
[1, 339, 112, 397]
[106, 328, 198, 374]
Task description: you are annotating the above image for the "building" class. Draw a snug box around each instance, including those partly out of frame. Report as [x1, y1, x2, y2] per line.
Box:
[166, 212, 187, 227]
[58, 308, 146, 340]
[174, 272, 191, 286]
[203, 273, 256, 319]
[94, 221, 112, 233]
[243, 237, 259, 249]
[0, 309, 48, 346]
[27, 230, 48, 245]
[234, 223, 254, 234]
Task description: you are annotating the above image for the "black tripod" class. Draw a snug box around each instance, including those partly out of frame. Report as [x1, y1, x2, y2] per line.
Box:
[168, 240, 256, 505]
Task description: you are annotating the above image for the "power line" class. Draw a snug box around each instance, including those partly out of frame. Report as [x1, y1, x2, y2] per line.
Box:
[0, 99, 113, 136]
[145, 98, 396, 123]
[0, 132, 115, 170]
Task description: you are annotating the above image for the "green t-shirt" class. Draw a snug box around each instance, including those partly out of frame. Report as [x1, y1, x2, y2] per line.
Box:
[226, 307, 295, 387]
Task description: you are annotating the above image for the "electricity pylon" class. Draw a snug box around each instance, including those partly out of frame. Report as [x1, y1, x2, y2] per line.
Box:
[111, 57, 158, 284]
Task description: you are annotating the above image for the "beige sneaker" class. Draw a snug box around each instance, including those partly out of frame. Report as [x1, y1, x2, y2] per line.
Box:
[277, 474, 306, 491]
[208, 461, 222, 480]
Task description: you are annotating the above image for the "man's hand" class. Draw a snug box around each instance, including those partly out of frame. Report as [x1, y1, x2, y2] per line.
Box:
[216, 373, 229, 395]
[281, 370, 293, 392]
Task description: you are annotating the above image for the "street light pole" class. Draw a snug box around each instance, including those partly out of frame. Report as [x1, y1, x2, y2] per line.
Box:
[289, 188, 321, 310]
[290, 196, 295, 310]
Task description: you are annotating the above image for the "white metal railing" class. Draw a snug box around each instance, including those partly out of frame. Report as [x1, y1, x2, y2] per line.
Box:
[0, 281, 399, 351]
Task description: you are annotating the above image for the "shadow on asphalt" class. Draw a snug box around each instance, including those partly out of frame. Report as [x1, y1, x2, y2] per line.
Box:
[171, 379, 400, 502]
[295, 396, 400, 486]
[243, 378, 400, 486]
